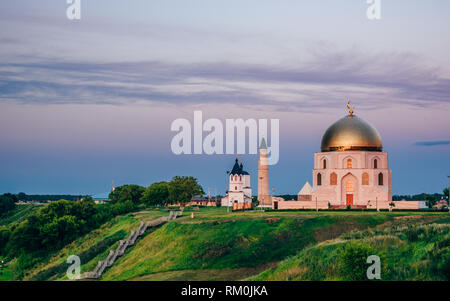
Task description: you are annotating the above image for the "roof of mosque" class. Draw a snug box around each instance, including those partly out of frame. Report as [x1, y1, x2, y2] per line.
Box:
[298, 181, 312, 195]
[321, 114, 383, 152]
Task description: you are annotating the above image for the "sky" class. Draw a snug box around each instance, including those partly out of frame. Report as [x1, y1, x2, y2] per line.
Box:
[0, 0, 449, 196]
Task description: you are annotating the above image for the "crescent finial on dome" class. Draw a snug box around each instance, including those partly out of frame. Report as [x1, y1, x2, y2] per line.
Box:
[347, 101, 354, 117]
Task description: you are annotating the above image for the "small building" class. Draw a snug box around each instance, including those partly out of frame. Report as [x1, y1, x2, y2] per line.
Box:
[298, 181, 312, 202]
[94, 198, 108, 204]
[188, 195, 218, 207]
[435, 199, 449, 209]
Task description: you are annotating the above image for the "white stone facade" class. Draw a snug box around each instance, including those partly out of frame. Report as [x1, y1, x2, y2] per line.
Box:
[311, 151, 392, 207]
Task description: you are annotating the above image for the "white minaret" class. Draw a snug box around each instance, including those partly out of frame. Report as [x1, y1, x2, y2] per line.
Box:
[258, 137, 271, 207]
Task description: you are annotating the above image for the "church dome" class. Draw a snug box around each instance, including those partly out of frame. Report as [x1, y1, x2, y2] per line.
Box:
[321, 114, 383, 152]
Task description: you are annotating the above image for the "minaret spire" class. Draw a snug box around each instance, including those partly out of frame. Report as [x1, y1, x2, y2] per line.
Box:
[260, 136, 267, 150]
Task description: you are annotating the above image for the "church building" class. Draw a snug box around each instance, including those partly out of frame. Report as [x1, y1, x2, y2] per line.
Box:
[221, 158, 253, 209]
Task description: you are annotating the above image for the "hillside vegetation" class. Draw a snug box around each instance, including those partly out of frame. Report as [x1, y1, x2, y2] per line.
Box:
[21, 209, 167, 280]
[1, 206, 449, 281]
[0, 204, 44, 227]
[250, 220, 450, 281]
[101, 210, 442, 281]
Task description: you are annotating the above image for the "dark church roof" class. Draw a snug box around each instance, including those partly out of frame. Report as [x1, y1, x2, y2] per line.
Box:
[230, 158, 249, 175]
[191, 195, 211, 202]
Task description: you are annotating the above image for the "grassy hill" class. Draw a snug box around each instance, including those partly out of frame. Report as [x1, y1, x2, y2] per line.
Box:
[3, 207, 449, 281]
[249, 219, 450, 281]
[20, 209, 167, 280]
[100, 209, 447, 280]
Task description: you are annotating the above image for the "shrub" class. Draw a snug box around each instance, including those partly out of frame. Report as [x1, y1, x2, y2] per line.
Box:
[437, 248, 450, 280]
[0, 226, 11, 255]
[338, 241, 376, 280]
[404, 225, 419, 242]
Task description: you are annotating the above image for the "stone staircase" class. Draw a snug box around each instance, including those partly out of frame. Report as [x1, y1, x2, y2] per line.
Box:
[82, 210, 182, 280]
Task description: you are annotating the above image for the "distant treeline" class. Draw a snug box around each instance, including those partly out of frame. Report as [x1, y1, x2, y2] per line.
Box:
[393, 192, 446, 201]
[275, 195, 298, 201]
[14, 193, 87, 202]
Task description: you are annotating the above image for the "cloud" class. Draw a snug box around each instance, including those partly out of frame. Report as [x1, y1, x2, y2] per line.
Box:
[1, 49, 450, 111]
[414, 140, 450, 146]
[413, 140, 450, 146]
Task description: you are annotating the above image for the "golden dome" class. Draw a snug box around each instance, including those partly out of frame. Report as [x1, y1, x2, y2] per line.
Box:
[321, 114, 383, 152]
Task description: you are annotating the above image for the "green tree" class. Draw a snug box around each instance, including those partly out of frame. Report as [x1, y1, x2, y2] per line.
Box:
[7, 200, 96, 254]
[426, 195, 436, 208]
[0, 193, 17, 215]
[168, 176, 204, 206]
[108, 184, 145, 204]
[40, 215, 84, 249]
[444, 188, 449, 200]
[8, 215, 42, 253]
[141, 182, 170, 206]
[82, 195, 95, 202]
[16, 192, 27, 202]
[110, 199, 135, 215]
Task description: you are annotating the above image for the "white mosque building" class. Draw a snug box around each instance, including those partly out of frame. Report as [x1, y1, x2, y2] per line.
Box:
[272, 103, 425, 210]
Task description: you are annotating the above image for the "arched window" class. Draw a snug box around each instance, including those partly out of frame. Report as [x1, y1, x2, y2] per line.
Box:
[347, 159, 353, 168]
[235, 175, 238, 181]
[323, 159, 327, 169]
[378, 173, 383, 186]
[235, 186, 237, 190]
[330, 173, 337, 185]
[239, 175, 242, 181]
[362, 173, 369, 185]
[317, 173, 322, 186]
[346, 180, 354, 193]
[374, 159, 378, 169]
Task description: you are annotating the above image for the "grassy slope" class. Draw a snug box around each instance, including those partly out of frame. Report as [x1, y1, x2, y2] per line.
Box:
[8, 206, 448, 281]
[0, 266, 13, 281]
[21, 209, 167, 280]
[0, 204, 44, 226]
[101, 209, 404, 280]
[249, 216, 450, 281]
